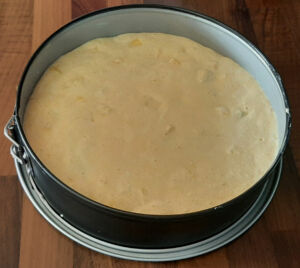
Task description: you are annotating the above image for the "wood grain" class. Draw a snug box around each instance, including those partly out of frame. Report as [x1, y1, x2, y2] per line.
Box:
[0, 0, 33, 176]
[72, 0, 107, 19]
[31, 0, 72, 50]
[0, 176, 23, 268]
[0, 0, 299, 267]
[106, 0, 143, 8]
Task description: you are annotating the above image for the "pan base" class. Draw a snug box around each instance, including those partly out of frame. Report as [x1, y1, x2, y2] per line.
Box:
[15, 157, 282, 262]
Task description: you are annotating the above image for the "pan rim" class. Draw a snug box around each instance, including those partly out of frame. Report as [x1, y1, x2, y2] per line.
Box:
[14, 4, 291, 219]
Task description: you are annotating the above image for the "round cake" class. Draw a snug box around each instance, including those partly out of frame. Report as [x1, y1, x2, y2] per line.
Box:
[24, 33, 278, 215]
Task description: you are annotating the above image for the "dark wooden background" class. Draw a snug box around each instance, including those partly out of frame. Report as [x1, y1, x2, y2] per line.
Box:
[0, 0, 299, 267]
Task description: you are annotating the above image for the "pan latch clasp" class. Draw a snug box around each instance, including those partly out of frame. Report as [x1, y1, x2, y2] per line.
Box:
[4, 115, 27, 165]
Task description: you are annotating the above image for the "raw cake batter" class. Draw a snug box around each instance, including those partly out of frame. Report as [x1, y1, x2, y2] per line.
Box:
[24, 33, 278, 214]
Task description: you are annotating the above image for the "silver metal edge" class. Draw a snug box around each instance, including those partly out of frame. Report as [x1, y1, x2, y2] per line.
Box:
[4, 115, 27, 165]
[15, 157, 282, 262]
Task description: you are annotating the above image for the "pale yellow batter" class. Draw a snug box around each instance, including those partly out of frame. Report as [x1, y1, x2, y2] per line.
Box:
[24, 33, 278, 214]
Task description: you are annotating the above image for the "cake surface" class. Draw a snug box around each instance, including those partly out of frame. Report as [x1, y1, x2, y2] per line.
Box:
[24, 33, 278, 214]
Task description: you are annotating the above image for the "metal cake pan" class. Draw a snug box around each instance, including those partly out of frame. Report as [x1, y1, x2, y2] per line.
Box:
[4, 5, 291, 249]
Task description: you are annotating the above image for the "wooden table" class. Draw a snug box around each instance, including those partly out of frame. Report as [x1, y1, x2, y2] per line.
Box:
[1, 0, 299, 267]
